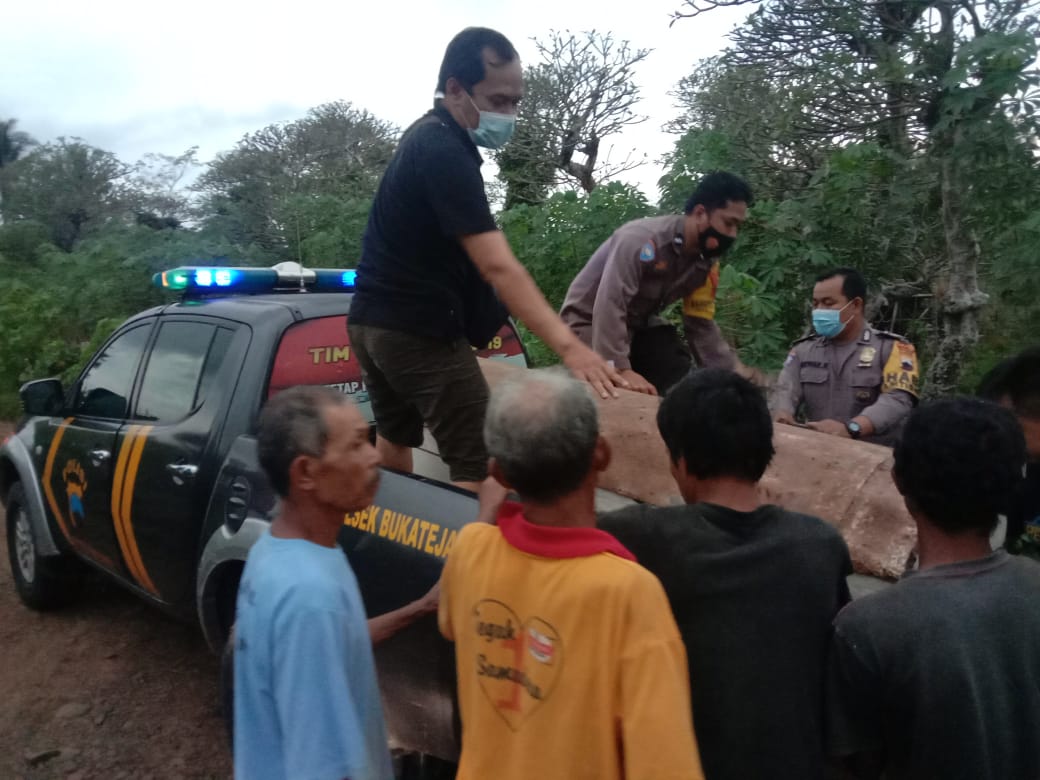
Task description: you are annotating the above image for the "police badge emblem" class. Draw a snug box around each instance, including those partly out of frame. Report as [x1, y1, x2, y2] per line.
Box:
[858, 347, 876, 367]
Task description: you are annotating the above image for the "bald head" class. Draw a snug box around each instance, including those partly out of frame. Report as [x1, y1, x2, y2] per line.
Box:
[484, 369, 599, 503]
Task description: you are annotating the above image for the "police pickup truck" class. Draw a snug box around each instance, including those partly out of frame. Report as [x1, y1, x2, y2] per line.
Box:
[0, 262, 529, 761]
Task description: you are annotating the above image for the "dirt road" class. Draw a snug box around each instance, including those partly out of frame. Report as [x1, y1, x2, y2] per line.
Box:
[0, 452, 231, 779]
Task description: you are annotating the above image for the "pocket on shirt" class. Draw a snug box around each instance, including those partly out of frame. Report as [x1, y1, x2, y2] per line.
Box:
[799, 366, 829, 384]
[850, 371, 880, 404]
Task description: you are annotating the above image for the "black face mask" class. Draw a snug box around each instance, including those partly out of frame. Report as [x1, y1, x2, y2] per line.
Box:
[699, 225, 735, 260]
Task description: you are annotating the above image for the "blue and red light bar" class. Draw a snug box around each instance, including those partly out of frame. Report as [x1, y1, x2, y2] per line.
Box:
[153, 263, 357, 295]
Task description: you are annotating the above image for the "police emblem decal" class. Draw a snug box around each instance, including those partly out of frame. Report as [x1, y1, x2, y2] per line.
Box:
[897, 342, 918, 371]
[61, 459, 88, 527]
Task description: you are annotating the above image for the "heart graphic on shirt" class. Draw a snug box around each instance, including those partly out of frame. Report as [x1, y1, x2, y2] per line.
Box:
[472, 599, 564, 732]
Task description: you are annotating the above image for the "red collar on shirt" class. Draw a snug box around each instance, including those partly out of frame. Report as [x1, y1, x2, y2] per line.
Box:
[496, 501, 636, 562]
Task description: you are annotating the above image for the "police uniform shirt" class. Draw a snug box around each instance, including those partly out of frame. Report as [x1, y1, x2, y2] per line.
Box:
[771, 326, 920, 439]
[349, 105, 498, 342]
[560, 214, 734, 371]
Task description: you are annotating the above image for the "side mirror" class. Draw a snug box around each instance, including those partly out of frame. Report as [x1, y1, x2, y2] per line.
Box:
[19, 379, 65, 417]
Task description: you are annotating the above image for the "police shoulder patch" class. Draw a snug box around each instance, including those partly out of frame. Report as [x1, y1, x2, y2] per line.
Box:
[881, 338, 921, 397]
[638, 241, 656, 262]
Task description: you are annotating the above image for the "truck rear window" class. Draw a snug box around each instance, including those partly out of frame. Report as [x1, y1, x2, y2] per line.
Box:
[268, 316, 527, 423]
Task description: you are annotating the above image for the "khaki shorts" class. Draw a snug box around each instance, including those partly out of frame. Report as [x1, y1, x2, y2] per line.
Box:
[348, 322, 489, 483]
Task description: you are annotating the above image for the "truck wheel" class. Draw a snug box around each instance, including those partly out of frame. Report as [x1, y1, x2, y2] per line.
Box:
[5, 483, 82, 610]
[220, 625, 235, 748]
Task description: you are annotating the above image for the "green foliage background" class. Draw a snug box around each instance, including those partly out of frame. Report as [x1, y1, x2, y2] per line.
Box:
[1, 4, 1039, 414]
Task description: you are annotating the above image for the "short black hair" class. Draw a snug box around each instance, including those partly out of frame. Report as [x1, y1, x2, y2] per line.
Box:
[893, 398, 1025, 535]
[977, 345, 1040, 420]
[815, 267, 867, 303]
[657, 368, 774, 482]
[257, 385, 347, 498]
[436, 27, 518, 93]
[683, 171, 754, 214]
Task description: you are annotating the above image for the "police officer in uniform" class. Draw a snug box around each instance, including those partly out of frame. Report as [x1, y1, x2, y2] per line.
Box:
[771, 267, 920, 446]
[561, 172, 760, 396]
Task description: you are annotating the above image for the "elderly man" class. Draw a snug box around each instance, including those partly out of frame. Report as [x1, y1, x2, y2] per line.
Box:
[561, 171, 757, 395]
[772, 267, 919, 446]
[599, 370, 852, 780]
[349, 27, 624, 492]
[234, 386, 393, 780]
[827, 398, 1040, 779]
[438, 369, 704, 780]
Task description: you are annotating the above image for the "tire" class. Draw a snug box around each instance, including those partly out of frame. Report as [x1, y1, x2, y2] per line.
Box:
[5, 483, 82, 610]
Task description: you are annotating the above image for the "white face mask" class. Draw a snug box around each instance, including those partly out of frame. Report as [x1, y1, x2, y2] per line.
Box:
[463, 92, 516, 149]
[812, 300, 853, 338]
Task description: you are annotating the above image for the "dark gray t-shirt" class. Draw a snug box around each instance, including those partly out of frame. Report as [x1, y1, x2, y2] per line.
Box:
[827, 550, 1040, 780]
[599, 502, 852, 780]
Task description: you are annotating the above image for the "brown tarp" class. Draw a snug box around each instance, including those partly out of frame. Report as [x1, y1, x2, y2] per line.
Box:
[480, 359, 916, 580]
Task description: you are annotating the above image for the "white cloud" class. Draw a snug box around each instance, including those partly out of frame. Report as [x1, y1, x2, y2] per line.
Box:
[2, 0, 749, 200]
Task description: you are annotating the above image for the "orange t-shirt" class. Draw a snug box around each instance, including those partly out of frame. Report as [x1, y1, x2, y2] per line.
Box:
[439, 503, 704, 780]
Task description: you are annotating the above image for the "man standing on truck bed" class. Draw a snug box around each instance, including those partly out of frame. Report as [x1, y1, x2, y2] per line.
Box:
[234, 386, 393, 780]
[349, 27, 626, 493]
[439, 369, 704, 780]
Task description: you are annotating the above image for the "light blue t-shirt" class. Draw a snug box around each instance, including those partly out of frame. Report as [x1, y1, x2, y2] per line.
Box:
[234, 531, 393, 780]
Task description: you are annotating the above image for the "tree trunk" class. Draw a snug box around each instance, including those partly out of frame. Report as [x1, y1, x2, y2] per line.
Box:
[923, 147, 988, 398]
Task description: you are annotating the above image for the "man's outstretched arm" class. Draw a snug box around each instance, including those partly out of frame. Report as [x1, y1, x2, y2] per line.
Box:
[461, 231, 628, 399]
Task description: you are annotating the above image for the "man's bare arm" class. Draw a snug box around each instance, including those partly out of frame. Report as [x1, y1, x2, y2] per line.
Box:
[460, 231, 628, 399]
[368, 582, 440, 645]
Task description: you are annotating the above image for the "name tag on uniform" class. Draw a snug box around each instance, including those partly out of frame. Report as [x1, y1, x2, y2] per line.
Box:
[858, 347, 876, 367]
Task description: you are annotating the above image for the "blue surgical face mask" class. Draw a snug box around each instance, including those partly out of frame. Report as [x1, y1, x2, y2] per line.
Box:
[812, 300, 852, 338]
[465, 93, 516, 149]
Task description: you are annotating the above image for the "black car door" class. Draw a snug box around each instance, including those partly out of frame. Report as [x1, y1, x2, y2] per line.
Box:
[43, 320, 154, 580]
[115, 318, 242, 606]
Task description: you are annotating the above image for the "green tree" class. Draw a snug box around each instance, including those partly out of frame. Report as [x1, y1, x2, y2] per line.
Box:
[129, 147, 201, 229]
[500, 182, 657, 364]
[195, 102, 396, 259]
[2, 138, 134, 251]
[0, 119, 37, 222]
[0, 223, 270, 416]
[667, 0, 1040, 394]
[496, 31, 651, 206]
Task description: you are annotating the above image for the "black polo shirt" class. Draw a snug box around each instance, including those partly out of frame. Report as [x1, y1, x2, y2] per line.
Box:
[349, 104, 498, 342]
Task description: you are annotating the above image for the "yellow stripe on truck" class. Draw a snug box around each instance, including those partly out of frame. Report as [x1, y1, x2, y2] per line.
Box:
[41, 418, 75, 542]
[112, 426, 158, 596]
[111, 424, 140, 584]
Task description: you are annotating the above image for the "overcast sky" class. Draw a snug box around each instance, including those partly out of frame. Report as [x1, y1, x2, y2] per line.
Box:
[3, 0, 750, 201]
